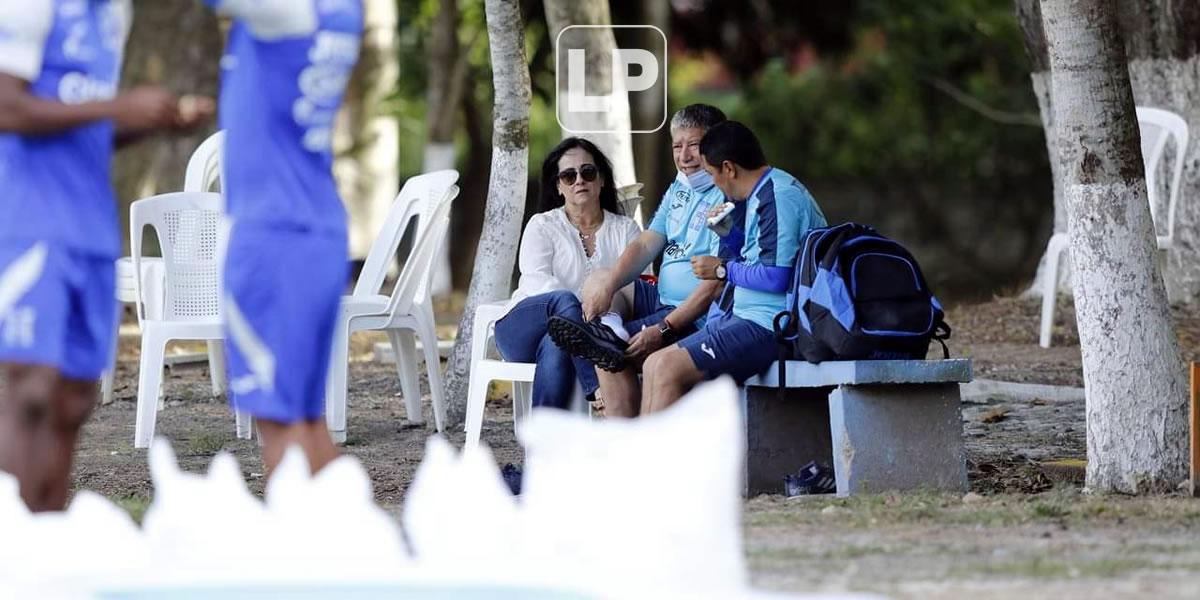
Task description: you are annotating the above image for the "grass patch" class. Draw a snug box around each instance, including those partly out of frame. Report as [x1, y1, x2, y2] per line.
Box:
[1032, 501, 1070, 519]
[186, 432, 227, 456]
[112, 495, 152, 524]
[747, 543, 889, 563]
[955, 556, 1156, 579]
[744, 488, 1200, 531]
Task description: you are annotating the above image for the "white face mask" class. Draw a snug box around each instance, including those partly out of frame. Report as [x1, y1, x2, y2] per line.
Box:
[676, 169, 714, 193]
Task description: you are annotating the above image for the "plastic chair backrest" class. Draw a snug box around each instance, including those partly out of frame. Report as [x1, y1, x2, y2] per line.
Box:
[183, 131, 225, 193]
[131, 192, 227, 323]
[386, 185, 458, 319]
[354, 169, 460, 298]
[1136, 107, 1189, 242]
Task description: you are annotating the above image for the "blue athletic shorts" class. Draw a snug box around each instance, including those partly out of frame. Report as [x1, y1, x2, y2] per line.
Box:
[623, 279, 700, 337]
[0, 241, 117, 380]
[678, 310, 776, 383]
[223, 225, 347, 423]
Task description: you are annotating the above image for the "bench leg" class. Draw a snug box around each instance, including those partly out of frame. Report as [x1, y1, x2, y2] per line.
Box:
[742, 385, 834, 496]
[828, 383, 967, 496]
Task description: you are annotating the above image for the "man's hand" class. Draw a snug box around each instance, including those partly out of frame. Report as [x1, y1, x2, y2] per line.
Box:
[581, 278, 613, 321]
[625, 326, 665, 363]
[112, 86, 180, 132]
[691, 256, 722, 280]
[175, 95, 216, 130]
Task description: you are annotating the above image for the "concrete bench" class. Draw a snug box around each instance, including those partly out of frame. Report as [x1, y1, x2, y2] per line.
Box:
[741, 359, 972, 497]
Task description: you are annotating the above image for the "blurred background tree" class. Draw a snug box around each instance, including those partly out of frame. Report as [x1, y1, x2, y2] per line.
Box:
[390, 0, 1050, 302]
[116, 0, 1051, 304]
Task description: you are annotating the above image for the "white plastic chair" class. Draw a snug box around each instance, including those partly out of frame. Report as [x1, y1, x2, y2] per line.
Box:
[131, 191, 231, 448]
[324, 171, 460, 443]
[102, 131, 228, 405]
[1038, 107, 1189, 348]
[463, 301, 589, 451]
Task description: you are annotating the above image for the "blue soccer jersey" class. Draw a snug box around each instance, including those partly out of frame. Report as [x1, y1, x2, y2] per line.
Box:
[0, 0, 132, 258]
[731, 167, 827, 330]
[204, 0, 363, 234]
[647, 179, 724, 308]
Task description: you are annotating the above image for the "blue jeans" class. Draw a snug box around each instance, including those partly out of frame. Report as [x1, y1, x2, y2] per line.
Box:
[493, 291, 599, 410]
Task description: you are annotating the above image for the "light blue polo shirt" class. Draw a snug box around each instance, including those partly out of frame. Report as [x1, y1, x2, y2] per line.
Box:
[648, 179, 725, 308]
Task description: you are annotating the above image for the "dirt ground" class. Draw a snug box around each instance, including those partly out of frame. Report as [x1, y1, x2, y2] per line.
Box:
[45, 296, 1200, 597]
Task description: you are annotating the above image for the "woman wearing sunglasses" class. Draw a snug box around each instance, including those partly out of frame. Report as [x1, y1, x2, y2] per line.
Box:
[492, 137, 643, 410]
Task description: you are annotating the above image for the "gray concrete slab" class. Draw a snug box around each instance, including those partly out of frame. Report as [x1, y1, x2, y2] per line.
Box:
[828, 383, 968, 496]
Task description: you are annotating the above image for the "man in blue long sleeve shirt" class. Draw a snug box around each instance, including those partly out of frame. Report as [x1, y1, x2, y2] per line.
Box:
[641, 121, 826, 413]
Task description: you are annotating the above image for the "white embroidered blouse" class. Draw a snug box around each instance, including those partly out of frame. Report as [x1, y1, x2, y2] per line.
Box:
[505, 207, 643, 313]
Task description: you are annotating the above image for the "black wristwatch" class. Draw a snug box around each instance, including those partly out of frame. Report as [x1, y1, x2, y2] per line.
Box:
[657, 319, 677, 343]
[714, 260, 728, 281]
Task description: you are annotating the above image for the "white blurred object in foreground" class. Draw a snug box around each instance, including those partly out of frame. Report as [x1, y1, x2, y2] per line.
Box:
[0, 379, 884, 600]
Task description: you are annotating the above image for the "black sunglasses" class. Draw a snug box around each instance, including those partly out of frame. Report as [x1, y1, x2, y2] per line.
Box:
[557, 164, 599, 186]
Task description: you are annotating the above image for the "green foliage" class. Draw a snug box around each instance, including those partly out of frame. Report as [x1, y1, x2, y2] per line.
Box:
[671, 0, 1052, 297]
[725, 0, 1044, 187]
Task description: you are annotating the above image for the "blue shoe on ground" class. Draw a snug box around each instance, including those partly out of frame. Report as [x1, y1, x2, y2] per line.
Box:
[501, 463, 523, 496]
[784, 461, 837, 496]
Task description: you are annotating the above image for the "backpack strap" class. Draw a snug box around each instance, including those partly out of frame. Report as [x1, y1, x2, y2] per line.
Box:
[772, 311, 793, 400]
[932, 320, 951, 359]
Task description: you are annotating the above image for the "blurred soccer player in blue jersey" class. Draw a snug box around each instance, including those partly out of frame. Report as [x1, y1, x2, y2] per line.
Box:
[0, 0, 212, 511]
[200, 0, 362, 474]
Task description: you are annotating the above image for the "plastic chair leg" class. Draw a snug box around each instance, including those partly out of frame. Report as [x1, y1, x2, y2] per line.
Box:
[324, 318, 351, 444]
[464, 368, 492, 450]
[134, 329, 168, 449]
[392, 329, 425, 426]
[1039, 239, 1065, 348]
[418, 319, 446, 433]
[233, 384, 252, 441]
[100, 369, 115, 406]
[207, 340, 227, 396]
[513, 380, 532, 424]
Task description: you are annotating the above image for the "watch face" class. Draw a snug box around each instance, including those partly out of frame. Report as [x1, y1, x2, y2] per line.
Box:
[716, 264, 726, 279]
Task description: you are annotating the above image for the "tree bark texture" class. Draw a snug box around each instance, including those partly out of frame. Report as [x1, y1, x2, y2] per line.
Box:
[115, 0, 222, 254]
[1042, 0, 1188, 492]
[424, 0, 468, 295]
[443, 0, 533, 424]
[1022, 0, 1200, 302]
[1118, 0, 1200, 302]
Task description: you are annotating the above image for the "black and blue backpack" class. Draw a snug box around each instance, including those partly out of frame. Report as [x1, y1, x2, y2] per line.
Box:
[772, 223, 950, 375]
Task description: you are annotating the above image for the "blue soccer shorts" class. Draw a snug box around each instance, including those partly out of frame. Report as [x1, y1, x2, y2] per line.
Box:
[222, 225, 347, 423]
[0, 241, 117, 381]
[677, 310, 777, 384]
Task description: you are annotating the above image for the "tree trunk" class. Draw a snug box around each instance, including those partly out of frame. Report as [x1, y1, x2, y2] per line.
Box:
[1016, 0, 1074, 295]
[632, 0, 671, 221]
[1117, 0, 1200, 302]
[449, 80, 493, 290]
[334, 0, 400, 264]
[1042, 0, 1188, 493]
[115, 0, 222, 254]
[424, 0, 467, 296]
[1022, 0, 1200, 303]
[543, 0, 639, 218]
[443, 0, 533, 424]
